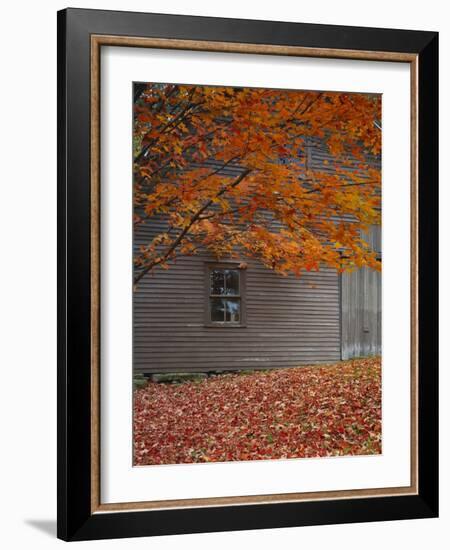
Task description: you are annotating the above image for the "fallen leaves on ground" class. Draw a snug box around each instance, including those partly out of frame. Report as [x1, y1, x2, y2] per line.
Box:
[133, 357, 381, 465]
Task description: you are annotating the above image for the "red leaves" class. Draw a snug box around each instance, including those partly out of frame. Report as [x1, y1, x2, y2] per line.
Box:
[133, 357, 381, 465]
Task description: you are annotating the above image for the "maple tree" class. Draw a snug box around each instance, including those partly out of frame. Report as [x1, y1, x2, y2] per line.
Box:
[134, 357, 381, 464]
[133, 84, 381, 285]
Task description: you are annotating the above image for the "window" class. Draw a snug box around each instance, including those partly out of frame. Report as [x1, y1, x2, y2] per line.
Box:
[205, 264, 246, 326]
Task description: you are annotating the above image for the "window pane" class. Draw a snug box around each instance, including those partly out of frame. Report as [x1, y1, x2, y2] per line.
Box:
[210, 270, 225, 295]
[224, 269, 239, 295]
[225, 299, 240, 322]
[210, 298, 241, 323]
[210, 298, 225, 322]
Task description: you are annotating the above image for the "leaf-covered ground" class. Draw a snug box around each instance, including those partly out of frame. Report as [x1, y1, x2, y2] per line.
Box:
[134, 357, 381, 465]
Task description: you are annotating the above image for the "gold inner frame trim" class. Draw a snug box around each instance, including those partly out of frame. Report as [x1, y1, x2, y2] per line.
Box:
[90, 34, 419, 514]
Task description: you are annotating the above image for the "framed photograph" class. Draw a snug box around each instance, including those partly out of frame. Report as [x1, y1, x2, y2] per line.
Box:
[57, 8, 438, 541]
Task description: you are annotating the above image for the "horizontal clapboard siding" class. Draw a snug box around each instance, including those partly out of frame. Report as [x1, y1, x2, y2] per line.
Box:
[308, 135, 381, 176]
[134, 225, 340, 373]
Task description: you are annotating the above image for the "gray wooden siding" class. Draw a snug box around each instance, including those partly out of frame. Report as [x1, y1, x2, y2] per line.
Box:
[134, 225, 341, 374]
[341, 225, 382, 359]
[310, 139, 382, 360]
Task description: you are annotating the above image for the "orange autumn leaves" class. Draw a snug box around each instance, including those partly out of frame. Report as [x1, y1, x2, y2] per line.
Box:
[133, 357, 381, 465]
[133, 84, 381, 285]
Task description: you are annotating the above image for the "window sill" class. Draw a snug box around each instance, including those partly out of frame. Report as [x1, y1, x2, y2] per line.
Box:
[204, 323, 247, 328]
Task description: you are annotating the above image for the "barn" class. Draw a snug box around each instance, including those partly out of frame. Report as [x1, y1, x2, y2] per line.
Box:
[133, 143, 381, 376]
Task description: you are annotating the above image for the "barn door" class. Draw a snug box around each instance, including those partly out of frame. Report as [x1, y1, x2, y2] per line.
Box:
[341, 225, 381, 360]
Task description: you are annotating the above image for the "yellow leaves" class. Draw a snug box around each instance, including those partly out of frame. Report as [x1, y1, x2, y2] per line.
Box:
[179, 242, 196, 255]
[327, 134, 345, 156]
[133, 83, 381, 282]
[199, 219, 215, 235]
[173, 143, 183, 155]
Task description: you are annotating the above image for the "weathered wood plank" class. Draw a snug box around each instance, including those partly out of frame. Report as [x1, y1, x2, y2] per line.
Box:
[341, 226, 382, 359]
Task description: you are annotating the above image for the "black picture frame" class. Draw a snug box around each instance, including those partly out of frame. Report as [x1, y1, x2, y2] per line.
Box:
[57, 8, 438, 541]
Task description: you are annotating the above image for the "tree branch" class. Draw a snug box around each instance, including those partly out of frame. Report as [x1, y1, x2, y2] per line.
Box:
[134, 168, 252, 285]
